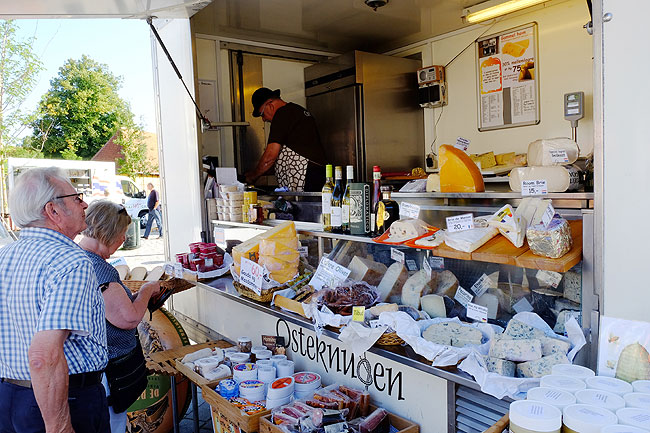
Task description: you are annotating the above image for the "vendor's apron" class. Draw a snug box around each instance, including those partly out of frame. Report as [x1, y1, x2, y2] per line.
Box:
[275, 145, 308, 191]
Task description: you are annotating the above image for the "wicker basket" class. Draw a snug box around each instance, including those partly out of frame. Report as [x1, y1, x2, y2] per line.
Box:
[122, 278, 195, 294]
[376, 330, 405, 346]
[234, 262, 313, 303]
[123, 280, 146, 292]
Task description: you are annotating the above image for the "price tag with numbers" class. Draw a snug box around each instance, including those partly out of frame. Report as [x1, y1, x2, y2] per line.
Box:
[536, 269, 563, 288]
[298, 245, 309, 258]
[521, 180, 548, 196]
[454, 286, 474, 308]
[213, 227, 225, 244]
[391, 248, 405, 263]
[352, 306, 366, 322]
[540, 203, 555, 228]
[309, 257, 351, 291]
[446, 213, 474, 233]
[467, 303, 488, 323]
[454, 136, 470, 151]
[549, 149, 569, 163]
[240, 258, 265, 295]
[471, 273, 494, 298]
[429, 256, 444, 269]
[173, 263, 184, 279]
[399, 202, 420, 219]
[405, 259, 417, 271]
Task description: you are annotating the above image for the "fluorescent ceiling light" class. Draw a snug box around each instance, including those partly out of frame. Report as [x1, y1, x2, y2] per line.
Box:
[464, 0, 548, 23]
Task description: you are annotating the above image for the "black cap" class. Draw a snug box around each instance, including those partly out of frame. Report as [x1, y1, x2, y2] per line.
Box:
[251, 87, 281, 117]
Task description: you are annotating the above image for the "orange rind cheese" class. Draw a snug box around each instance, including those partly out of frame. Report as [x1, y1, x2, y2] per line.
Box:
[502, 39, 530, 57]
[439, 145, 485, 193]
[232, 221, 297, 266]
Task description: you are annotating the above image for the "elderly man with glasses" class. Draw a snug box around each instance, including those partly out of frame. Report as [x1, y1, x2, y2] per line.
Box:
[245, 87, 326, 192]
[0, 167, 109, 432]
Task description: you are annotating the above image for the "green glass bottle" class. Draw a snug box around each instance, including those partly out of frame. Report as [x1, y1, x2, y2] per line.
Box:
[321, 164, 334, 232]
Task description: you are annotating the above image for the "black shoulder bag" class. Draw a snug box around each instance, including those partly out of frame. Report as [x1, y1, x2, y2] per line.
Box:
[104, 335, 149, 414]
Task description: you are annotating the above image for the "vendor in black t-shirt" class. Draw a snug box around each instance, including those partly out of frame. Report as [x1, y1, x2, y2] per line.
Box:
[246, 87, 326, 191]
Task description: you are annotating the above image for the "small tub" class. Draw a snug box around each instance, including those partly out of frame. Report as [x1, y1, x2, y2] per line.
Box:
[540, 375, 586, 394]
[586, 376, 634, 396]
[633, 381, 650, 394]
[552, 364, 596, 380]
[527, 387, 576, 410]
[562, 404, 618, 433]
[575, 389, 625, 411]
[601, 425, 650, 433]
[616, 408, 650, 431]
[509, 400, 562, 433]
[624, 393, 650, 410]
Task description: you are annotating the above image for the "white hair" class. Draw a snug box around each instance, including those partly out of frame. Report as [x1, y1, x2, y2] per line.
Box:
[9, 167, 72, 228]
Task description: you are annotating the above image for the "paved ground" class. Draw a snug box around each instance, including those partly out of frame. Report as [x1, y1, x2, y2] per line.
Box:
[179, 387, 214, 433]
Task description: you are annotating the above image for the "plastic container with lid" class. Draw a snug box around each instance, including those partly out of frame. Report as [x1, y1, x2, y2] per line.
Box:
[624, 393, 650, 410]
[575, 389, 625, 411]
[254, 349, 273, 360]
[237, 337, 252, 353]
[228, 352, 250, 364]
[562, 404, 618, 433]
[509, 400, 562, 433]
[587, 376, 634, 396]
[527, 387, 576, 410]
[616, 408, 650, 431]
[552, 364, 596, 380]
[267, 376, 295, 400]
[601, 425, 650, 433]
[540, 375, 587, 393]
[633, 381, 650, 394]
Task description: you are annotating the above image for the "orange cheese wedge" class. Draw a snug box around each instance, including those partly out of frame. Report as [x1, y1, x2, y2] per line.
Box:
[439, 144, 485, 193]
[232, 221, 297, 265]
[259, 238, 300, 256]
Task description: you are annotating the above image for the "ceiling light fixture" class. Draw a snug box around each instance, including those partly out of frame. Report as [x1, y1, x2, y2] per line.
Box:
[365, 0, 389, 12]
[463, 0, 549, 23]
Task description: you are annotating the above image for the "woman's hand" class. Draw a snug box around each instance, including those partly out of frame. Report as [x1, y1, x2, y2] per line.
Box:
[141, 281, 161, 297]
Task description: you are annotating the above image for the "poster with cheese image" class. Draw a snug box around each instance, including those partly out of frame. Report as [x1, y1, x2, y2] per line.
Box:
[477, 23, 539, 130]
[598, 316, 650, 383]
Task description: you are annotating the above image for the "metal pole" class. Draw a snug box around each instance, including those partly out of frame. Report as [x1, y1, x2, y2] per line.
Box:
[171, 375, 179, 433]
[192, 383, 200, 433]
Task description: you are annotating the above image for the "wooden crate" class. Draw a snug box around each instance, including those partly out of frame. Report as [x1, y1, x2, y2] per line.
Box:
[202, 382, 271, 433]
[259, 404, 419, 433]
[484, 413, 509, 433]
[174, 357, 228, 388]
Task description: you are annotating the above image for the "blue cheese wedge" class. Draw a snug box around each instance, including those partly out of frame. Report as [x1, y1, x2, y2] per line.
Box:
[489, 338, 542, 362]
[516, 352, 570, 378]
[484, 356, 516, 377]
[423, 322, 483, 348]
[540, 336, 571, 356]
[554, 310, 582, 335]
[563, 270, 581, 304]
[504, 319, 546, 339]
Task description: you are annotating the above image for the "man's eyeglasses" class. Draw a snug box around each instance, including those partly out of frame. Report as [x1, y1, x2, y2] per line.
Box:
[55, 192, 84, 203]
[259, 101, 271, 118]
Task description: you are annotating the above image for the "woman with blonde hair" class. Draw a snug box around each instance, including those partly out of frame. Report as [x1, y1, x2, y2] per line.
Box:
[79, 200, 161, 432]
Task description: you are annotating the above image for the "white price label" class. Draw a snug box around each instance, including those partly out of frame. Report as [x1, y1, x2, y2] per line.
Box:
[454, 286, 474, 308]
[521, 180, 548, 196]
[298, 245, 309, 258]
[454, 136, 470, 151]
[399, 202, 420, 219]
[429, 256, 445, 269]
[405, 259, 418, 271]
[536, 269, 563, 288]
[391, 248, 405, 263]
[213, 227, 225, 244]
[471, 273, 494, 298]
[173, 263, 184, 279]
[309, 257, 351, 291]
[163, 262, 175, 276]
[446, 213, 474, 233]
[513, 297, 534, 313]
[541, 203, 555, 228]
[549, 149, 569, 163]
[322, 193, 332, 214]
[423, 256, 432, 278]
[467, 302, 488, 323]
[240, 258, 265, 295]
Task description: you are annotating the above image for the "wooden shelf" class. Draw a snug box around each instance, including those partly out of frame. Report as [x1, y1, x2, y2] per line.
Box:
[471, 235, 530, 266]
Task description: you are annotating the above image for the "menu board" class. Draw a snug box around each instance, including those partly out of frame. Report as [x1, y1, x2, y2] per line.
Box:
[476, 23, 540, 131]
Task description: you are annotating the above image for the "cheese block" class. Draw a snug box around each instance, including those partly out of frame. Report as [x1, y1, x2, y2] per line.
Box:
[444, 225, 498, 253]
[232, 221, 297, 265]
[527, 138, 579, 166]
[475, 293, 499, 320]
[513, 153, 527, 166]
[423, 322, 483, 348]
[420, 294, 447, 318]
[504, 319, 546, 340]
[553, 310, 581, 335]
[115, 265, 129, 280]
[516, 352, 570, 378]
[540, 336, 571, 356]
[563, 271, 582, 304]
[515, 197, 552, 228]
[433, 270, 459, 297]
[259, 238, 300, 256]
[489, 338, 542, 362]
[452, 328, 484, 347]
[509, 165, 581, 192]
[368, 303, 399, 317]
[145, 266, 164, 281]
[470, 152, 497, 169]
[502, 39, 530, 57]
[386, 219, 429, 242]
[488, 204, 525, 248]
[401, 270, 436, 309]
[484, 356, 516, 377]
[258, 255, 299, 272]
[438, 144, 485, 193]
[348, 256, 387, 287]
[130, 266, 147, 280]
[616, 343, 650, 383]
[422, 331, 451, 346]
[377, 262, 409, 302]
[270, 266, 299, 284]
[496, 152, 516, 165]
[527, 217, 573, 259]
[414, 230, 445, 247]
[426, 173, 440, 192]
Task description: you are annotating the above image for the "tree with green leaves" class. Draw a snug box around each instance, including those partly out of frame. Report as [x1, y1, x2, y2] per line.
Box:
[115, 120, 155, 181]
[31, 54, 134, 159]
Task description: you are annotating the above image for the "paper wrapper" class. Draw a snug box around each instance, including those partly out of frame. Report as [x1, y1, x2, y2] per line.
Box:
[338, 322, 389, 355]
[458, 312, 586, 400]
[301, 303, 352, 337]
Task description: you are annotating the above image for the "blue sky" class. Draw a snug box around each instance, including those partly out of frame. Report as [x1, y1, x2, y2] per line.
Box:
[15, 19, 156, 133]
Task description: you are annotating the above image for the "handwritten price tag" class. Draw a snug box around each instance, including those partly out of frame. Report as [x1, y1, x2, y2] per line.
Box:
[521, 180, 548, 196]
[549, 149, 569, 163]
[391, 248, 405, 263]
[467, 302, 488, 323]
[309, 257, 351, 291]
[399, 202, 420, 219]
[541, 203, 555, 228]
[454, 136, 470, 152]
[454, 286, 474, 308]
[446, 213, 474, 232]
[240, 258, 264, 295]
[352, 306, 366, 322]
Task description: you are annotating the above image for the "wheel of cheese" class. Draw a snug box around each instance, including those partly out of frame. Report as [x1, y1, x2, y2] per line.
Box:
[128, 308, 191, 433]
[509, 165, 581, 192]
[438, 144, 485, 192]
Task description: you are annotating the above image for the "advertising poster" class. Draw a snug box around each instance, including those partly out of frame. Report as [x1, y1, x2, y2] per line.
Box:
[477, 24, 539, 131]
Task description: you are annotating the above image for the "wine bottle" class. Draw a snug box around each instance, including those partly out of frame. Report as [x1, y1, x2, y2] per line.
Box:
[370, 165, 381, 236]
[376, 186, 400, 235]
[322, 164, 334, 232]
[342, 165, 353, 234]
[331, 166, 344, 233]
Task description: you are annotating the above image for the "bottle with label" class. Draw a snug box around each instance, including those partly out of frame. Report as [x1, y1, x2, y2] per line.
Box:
[370, 165, 381, 235]
[342, 165, 353, 234]
[376, 186, 399, 235]
[331, 166, 344, 233]
[321, 164, 334, 232]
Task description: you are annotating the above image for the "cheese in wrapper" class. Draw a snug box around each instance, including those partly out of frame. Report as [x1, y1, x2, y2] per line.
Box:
[386, 218, 429, 242]
[488, 204, 525, 248]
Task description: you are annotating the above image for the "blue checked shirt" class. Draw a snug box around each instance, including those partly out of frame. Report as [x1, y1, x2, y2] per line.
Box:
[0, 228, 108, 380]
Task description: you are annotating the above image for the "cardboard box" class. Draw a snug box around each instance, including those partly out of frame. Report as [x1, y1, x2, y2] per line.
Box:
[202, 383, 271, 433]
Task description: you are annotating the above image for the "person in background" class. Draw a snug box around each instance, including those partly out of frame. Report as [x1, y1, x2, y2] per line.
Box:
[79, 200, 161, 433]
[0, 167, 109, 432]
[245, 87, 326, 191]
[142, 182, 163, 239]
